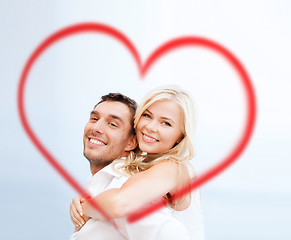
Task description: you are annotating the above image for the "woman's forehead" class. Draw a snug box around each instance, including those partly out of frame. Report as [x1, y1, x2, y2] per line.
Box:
[147, 100, 181, 118]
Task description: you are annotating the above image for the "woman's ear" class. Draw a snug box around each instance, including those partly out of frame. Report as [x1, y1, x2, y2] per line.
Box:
[125, 135, 138, 152]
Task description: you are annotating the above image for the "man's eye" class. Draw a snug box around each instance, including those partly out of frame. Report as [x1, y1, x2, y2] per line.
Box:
[90, 117, 98, 121]
[109, 122, 118, 127]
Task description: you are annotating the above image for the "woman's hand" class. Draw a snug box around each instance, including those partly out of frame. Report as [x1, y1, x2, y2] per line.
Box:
[70, 196, 89, 229]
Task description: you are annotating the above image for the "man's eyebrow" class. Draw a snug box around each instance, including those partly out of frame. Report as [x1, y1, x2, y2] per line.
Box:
[90, 111, 124, 123]
[108, 114, 124, 124]
[90, 110, 99, 115]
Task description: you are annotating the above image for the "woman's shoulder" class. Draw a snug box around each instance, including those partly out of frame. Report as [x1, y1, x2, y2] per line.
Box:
[164, 161, 195, 211]
[146, 159, 180, 177]
[152, 159, 195, 181]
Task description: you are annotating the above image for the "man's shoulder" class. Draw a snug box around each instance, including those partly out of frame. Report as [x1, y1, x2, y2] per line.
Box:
[87, 161, 129, 196]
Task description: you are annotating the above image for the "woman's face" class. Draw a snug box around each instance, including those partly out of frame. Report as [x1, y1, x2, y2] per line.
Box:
[136, 99, 183, 154]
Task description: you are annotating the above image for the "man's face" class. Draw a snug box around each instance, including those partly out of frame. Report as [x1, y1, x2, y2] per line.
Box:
[83, 101, 135, 171]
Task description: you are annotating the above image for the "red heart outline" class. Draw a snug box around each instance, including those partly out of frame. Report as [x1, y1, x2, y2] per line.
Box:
[17, 22, 256, 224]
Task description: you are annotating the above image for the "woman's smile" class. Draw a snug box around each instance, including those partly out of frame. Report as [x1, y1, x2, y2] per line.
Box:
[136, 99, 183, 154]
[142, 133, 159, 143]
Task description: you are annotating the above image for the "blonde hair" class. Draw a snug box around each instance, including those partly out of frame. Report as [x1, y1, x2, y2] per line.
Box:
[116, 85, 196, 176]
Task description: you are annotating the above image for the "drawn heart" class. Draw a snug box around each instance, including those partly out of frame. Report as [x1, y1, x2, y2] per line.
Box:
[17, 22, 256, 223]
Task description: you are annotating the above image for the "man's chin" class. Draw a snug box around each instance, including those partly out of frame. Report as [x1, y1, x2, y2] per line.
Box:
[84, 151, 112, 166]
[83, 149, 97, 162]
[83, 150, 99, 162]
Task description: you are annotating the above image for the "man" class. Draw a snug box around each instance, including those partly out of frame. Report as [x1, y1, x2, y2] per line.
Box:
[82, 93, 137, 176]
[70, 93, 192, 240]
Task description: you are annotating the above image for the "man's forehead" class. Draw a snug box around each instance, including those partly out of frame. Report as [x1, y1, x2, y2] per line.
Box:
[93, 101, 132, 120]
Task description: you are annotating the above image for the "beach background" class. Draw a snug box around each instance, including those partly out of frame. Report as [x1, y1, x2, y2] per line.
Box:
[1, 1, 290, 239]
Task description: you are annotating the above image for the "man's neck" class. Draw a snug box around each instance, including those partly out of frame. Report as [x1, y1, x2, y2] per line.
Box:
[89, 152, 129, 175]
[90, 161, 114, 175]
[90, 165, 104, 175]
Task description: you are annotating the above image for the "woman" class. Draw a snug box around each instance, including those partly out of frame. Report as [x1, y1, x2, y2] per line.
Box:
[70, 85, 203, 239]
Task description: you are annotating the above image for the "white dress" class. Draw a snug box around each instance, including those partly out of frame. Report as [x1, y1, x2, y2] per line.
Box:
[171, 162, 205, 240]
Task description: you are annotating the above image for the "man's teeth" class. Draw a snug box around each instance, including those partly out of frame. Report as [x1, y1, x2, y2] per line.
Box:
[144, 135, 157, 142]
[90, 138, 105, 145]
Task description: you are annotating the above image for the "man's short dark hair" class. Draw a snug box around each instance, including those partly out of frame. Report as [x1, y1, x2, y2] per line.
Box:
[95, 93, 137, 135]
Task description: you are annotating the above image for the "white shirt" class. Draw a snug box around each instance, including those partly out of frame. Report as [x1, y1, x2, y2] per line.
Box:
[70, 163, 128, 240]
[70, 162, 203, 240]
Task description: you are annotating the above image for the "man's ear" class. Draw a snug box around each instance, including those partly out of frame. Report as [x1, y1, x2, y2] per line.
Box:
[124, 135, 138, 152]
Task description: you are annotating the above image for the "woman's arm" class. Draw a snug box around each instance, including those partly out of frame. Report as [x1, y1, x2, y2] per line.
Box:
[81, 160, 191, 219]
[70, 197, 91, 229]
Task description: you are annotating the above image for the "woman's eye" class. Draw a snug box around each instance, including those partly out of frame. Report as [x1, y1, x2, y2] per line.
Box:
[162, 121, 172, 127]
[142, 113, 151, 118]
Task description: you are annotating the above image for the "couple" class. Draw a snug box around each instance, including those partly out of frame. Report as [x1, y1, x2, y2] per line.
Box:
[70, 85, 204, 239]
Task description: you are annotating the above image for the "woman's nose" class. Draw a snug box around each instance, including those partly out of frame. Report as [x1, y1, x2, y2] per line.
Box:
[146, 120, 158, 133]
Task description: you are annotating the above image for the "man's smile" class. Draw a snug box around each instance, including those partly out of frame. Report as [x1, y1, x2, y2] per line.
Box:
[88, 137, 106, 146]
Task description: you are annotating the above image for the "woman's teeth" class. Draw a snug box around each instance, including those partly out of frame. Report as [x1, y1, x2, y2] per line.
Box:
[143, 134, 157, 142]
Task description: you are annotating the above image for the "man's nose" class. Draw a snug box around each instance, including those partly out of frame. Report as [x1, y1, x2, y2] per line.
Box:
[91, 119, 105, 134]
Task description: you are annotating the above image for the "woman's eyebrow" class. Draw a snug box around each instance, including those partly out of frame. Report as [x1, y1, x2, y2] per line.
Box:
[144, 109, 152, 114]
[146, 108, 175, 123]
[161, 116, 175, 123]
